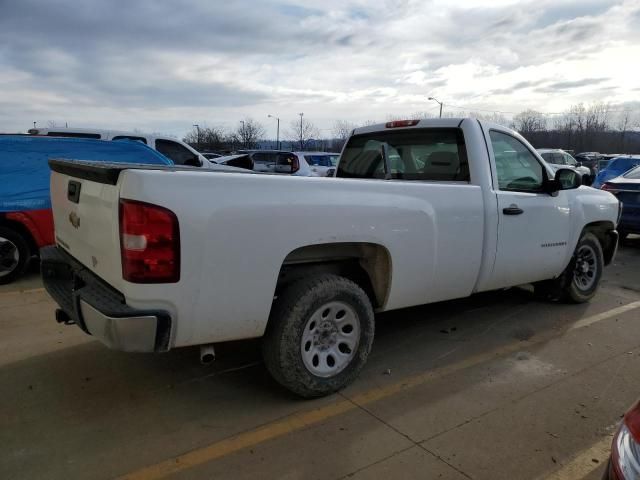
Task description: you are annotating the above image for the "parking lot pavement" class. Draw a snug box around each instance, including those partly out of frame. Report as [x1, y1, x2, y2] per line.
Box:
[1, 239, 639, 480]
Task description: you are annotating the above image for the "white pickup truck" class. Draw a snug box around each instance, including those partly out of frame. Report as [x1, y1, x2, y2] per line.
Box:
[42, 118, 621, 397]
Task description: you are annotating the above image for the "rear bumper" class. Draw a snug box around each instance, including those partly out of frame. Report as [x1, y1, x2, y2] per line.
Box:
[40, 246, 172, 352]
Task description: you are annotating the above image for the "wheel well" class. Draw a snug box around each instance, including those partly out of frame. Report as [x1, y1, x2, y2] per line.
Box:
[0, 217, 37, 256]
[276, 243, 391, 309]
[583, 221, 617, 266]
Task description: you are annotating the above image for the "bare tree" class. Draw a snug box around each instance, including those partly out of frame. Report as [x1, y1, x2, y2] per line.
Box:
[470, 112, 510, 126]
[183, 125, 228, 152]
[234, 118, 265, 149]
[332, 120, 356, 142]
[287, 117, 319, 150]
[512, 109, 546, 135]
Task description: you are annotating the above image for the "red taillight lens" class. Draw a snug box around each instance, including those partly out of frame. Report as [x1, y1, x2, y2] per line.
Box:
[601, 183, 617, 193]
[290, 155, 299, 173]
[385, 119, 420, 128]
[119, 199, 180, 283]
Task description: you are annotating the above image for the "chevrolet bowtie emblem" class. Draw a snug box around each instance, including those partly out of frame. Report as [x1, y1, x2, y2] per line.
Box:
[69, 211, 81, 229]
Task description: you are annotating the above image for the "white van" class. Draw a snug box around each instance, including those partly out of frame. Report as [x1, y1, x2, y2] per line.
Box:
[28, 127, 211, 167]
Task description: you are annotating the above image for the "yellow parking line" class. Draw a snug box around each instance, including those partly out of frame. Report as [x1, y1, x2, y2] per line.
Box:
[542, 435, 612, 480]
[117, 300, 640, 480]
[0, 287, 45, 297]
[118, 342, 528, 480]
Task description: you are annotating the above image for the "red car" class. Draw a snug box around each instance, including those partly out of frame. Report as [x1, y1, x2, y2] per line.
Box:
[0, 135, 172, 284]
[604, 399, 640, 479]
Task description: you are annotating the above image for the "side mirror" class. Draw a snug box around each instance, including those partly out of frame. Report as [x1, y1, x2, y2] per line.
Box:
[547, 168, 581, 193]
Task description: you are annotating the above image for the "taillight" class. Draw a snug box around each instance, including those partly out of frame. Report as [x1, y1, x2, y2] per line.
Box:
[119, 199, 180, 283]
[289, 154, 299, 173]
[385, 120, 420, 128]
[611, 401, 640, 479]
[601, 183, 618, 193]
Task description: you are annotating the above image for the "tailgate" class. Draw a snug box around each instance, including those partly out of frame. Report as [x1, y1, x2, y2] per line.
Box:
[49, 161, 125, 289]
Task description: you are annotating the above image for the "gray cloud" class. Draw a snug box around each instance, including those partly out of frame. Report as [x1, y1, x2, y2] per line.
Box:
[0, 0, 637, 135]
[536, 78, 609, 93]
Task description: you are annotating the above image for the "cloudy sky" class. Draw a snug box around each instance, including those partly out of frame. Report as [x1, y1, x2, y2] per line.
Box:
[1, 0, 639, 139]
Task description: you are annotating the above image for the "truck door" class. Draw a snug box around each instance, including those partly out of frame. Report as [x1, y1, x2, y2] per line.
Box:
[485, 129, 572, 289]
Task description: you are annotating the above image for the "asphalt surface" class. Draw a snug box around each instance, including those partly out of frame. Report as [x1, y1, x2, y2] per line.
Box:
[1, 237, 640, 480]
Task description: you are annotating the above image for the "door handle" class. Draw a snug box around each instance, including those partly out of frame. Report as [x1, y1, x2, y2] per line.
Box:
[503, 205, 523, 215]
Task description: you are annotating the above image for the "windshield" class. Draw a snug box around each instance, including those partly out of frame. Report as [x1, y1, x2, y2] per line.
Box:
[337, 128, 468, 181]
[609, 157, 640, 173]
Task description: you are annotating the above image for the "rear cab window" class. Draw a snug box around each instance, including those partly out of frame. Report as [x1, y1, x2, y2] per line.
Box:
[336, 128, 469, 181]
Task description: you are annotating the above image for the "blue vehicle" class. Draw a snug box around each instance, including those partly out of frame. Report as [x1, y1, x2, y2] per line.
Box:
[592, 155, 640, 189]
[1, 135, 173, 283]
[602, 165, 640, 240]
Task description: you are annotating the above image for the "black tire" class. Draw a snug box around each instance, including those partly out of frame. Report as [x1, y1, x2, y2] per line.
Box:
[534, 232, 604, 304]
[0, 226, 31, 285]
[262, 274, 375, 398]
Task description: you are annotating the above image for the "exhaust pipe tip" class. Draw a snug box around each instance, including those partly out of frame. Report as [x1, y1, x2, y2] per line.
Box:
[200, 345, 216, 365]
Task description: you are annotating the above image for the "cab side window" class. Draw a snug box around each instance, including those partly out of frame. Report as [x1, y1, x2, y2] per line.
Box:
[155, 139, 200, 166]
[490, 131, 544, 192]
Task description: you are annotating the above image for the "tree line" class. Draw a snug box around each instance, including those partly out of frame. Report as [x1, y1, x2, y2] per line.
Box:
[184, 102, 640, 154]
[510, 103, 640, 154]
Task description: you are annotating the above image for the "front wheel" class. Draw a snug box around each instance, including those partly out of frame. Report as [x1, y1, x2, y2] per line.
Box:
[262, 274, 375, 398]
[534, 232, 604, 303]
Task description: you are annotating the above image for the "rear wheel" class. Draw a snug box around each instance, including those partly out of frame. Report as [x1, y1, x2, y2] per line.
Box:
[262, 274, 375, 398]
[0, 226, 31, 285]
[534, 232, 604, 303]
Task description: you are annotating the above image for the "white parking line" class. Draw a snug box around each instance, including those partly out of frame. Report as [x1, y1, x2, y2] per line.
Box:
[570, 301, 640, 331]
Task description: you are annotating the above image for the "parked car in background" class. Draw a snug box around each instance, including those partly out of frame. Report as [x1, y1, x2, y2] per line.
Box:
[593, 156, 640, 188]
[575, 152, 603, 174]
[602, 165, 640, 241]
[294, 152, 340, 177]
[0, 135, 173, 284]
[537, 148, 592, 184]
[236, 150, 313, 175]
[28, 127, 211, 167]
[211, 153, 255, 171]
[602, 398, 640, 479]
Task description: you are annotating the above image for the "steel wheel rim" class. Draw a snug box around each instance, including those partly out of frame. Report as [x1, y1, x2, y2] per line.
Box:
[301, 301, 360, 378]
[573, 245, 597, 291]
[0, 236, 19, 278]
